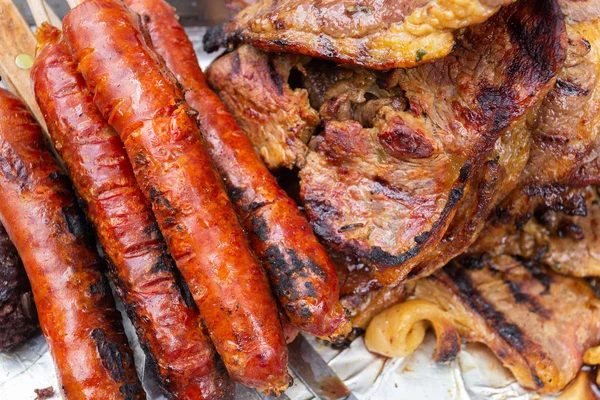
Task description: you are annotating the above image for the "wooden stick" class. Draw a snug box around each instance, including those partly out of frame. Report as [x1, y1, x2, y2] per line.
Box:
[0, 0, 46, 129]
[27, 0, 62, 27]
[65, 0, 81, 9]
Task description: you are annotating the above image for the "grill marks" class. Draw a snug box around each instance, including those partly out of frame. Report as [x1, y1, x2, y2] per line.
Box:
[298, 0, 566, 285]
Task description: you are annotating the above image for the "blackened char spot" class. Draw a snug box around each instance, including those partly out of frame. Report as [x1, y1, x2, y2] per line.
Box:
[414, 231, 429, 244]
[505, 0, 566, 85]
[0, 147, 29, 187]
[89, 276, 111, 297]
[62, 206, 88, 239]
[264, 245, 325, 307]
[555, 79, 589, 97]
[511, 256, 553, 293]
[151, 254, 173, 274]
[372, 177, 414, 202]
[250, 216, 269, 242]
[148, 187, 174, 211]
[91, 329, 142, 399]
[318, 35, 337, 58]
[227, 185, 245, 203]
[503, 279, 552, 319]
[444, 264, 546, 389]
[273, 39, 289, 47]
[461, 255, 486, 270]
[48, 171, 68, 181]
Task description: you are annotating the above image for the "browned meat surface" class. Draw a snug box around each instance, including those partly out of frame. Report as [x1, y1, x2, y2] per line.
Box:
[471, 186, 600, 277]
[484, 19, 600, 230]
[214, 0, 513, 70]
[299, 0, 566, 285]
[0, 222, 38, 351]
[332, 251, 410, 330]
[559, 0, 600, 23]
[206, 45, 319, 169]
[572, 145, 600, 186]
[415, 254, 600, 394]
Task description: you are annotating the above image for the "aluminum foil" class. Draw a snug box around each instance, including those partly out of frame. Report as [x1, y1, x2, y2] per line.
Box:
[0, 27, 578, 400]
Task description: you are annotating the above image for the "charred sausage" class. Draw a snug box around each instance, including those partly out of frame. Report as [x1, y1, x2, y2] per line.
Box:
[31, 24, 233, 400]
[63, 0, 289, 393]
[125, 0, 351, 343]
[0, 87, 144, 399]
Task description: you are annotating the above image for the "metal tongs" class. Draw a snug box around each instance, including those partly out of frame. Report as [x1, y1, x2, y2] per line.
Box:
[0, 0, 359, 398]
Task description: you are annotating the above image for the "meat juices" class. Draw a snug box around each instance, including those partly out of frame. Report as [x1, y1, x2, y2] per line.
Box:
[31, 24, 233, 400]
[124, 0, 350, 343]
[0, 88, 144, 399]
[63, 0, 290, 393]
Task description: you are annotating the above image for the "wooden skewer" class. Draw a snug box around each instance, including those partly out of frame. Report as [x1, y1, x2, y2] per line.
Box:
[0, 0, 45, 129]
[27, 0, 62, 27]
[65, 0, 81, 9]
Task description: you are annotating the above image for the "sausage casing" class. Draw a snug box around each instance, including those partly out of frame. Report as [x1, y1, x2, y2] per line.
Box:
[63, 0, 289, 393]
[31, 24, 233, 400]
[125, 0, 351, 342]
[0, 87, 144, 399]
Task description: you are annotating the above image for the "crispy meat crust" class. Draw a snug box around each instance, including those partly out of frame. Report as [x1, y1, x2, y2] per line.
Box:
[300, 0, 566, 285]
[415, 255, 600, 393]
[216, 0, 513, 69]
[484, 19, 600, 229]
[206, 45, 319, 169]
[470, 186, 600, 278]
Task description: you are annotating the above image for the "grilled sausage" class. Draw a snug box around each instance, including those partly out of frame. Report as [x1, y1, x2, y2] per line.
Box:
[63, 0, 290, 393]
[124, 0, 351, 343]
[31, 24, 233, 400]
[0, 87, 144, 399]
[0, 221, 38, 351]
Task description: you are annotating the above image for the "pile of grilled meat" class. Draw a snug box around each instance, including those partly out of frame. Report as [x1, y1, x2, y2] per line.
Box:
[205, 0, 600, 395]
[1, 0, 600, 397]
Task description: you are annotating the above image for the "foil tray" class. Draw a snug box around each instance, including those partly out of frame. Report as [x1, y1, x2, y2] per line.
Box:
[0, 27, 577, 400]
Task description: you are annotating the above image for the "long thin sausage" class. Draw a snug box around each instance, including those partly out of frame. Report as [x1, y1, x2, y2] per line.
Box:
[31, 24, 233, 400]
[0, 87, 144, 399]
[125, 0, 351, 343]
[63, 0, 290, 393]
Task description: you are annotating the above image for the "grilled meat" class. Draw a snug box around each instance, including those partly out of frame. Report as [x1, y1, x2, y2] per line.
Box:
[205, 45, 319, 169]
[415, 254, 600, 394]
[470, 186, 600, 277]
[299, 0, 566, 285]
[483, 19, 600, 230]
[0, 222, 38, 351]
[212, 0, 513, 70]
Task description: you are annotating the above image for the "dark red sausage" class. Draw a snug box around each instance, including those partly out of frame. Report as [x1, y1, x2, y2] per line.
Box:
[63, 0, 290, 393]
[125, 0, 351, 343]
[31, 24, 233, 400]
[0, 87, 144, 399]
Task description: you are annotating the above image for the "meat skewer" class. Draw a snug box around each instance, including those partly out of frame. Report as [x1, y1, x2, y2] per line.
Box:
[30, 19, 233, 399]
[0, 87, 144, 399]
[62, 0, 290, 393]
[124, 0, 351, 343]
